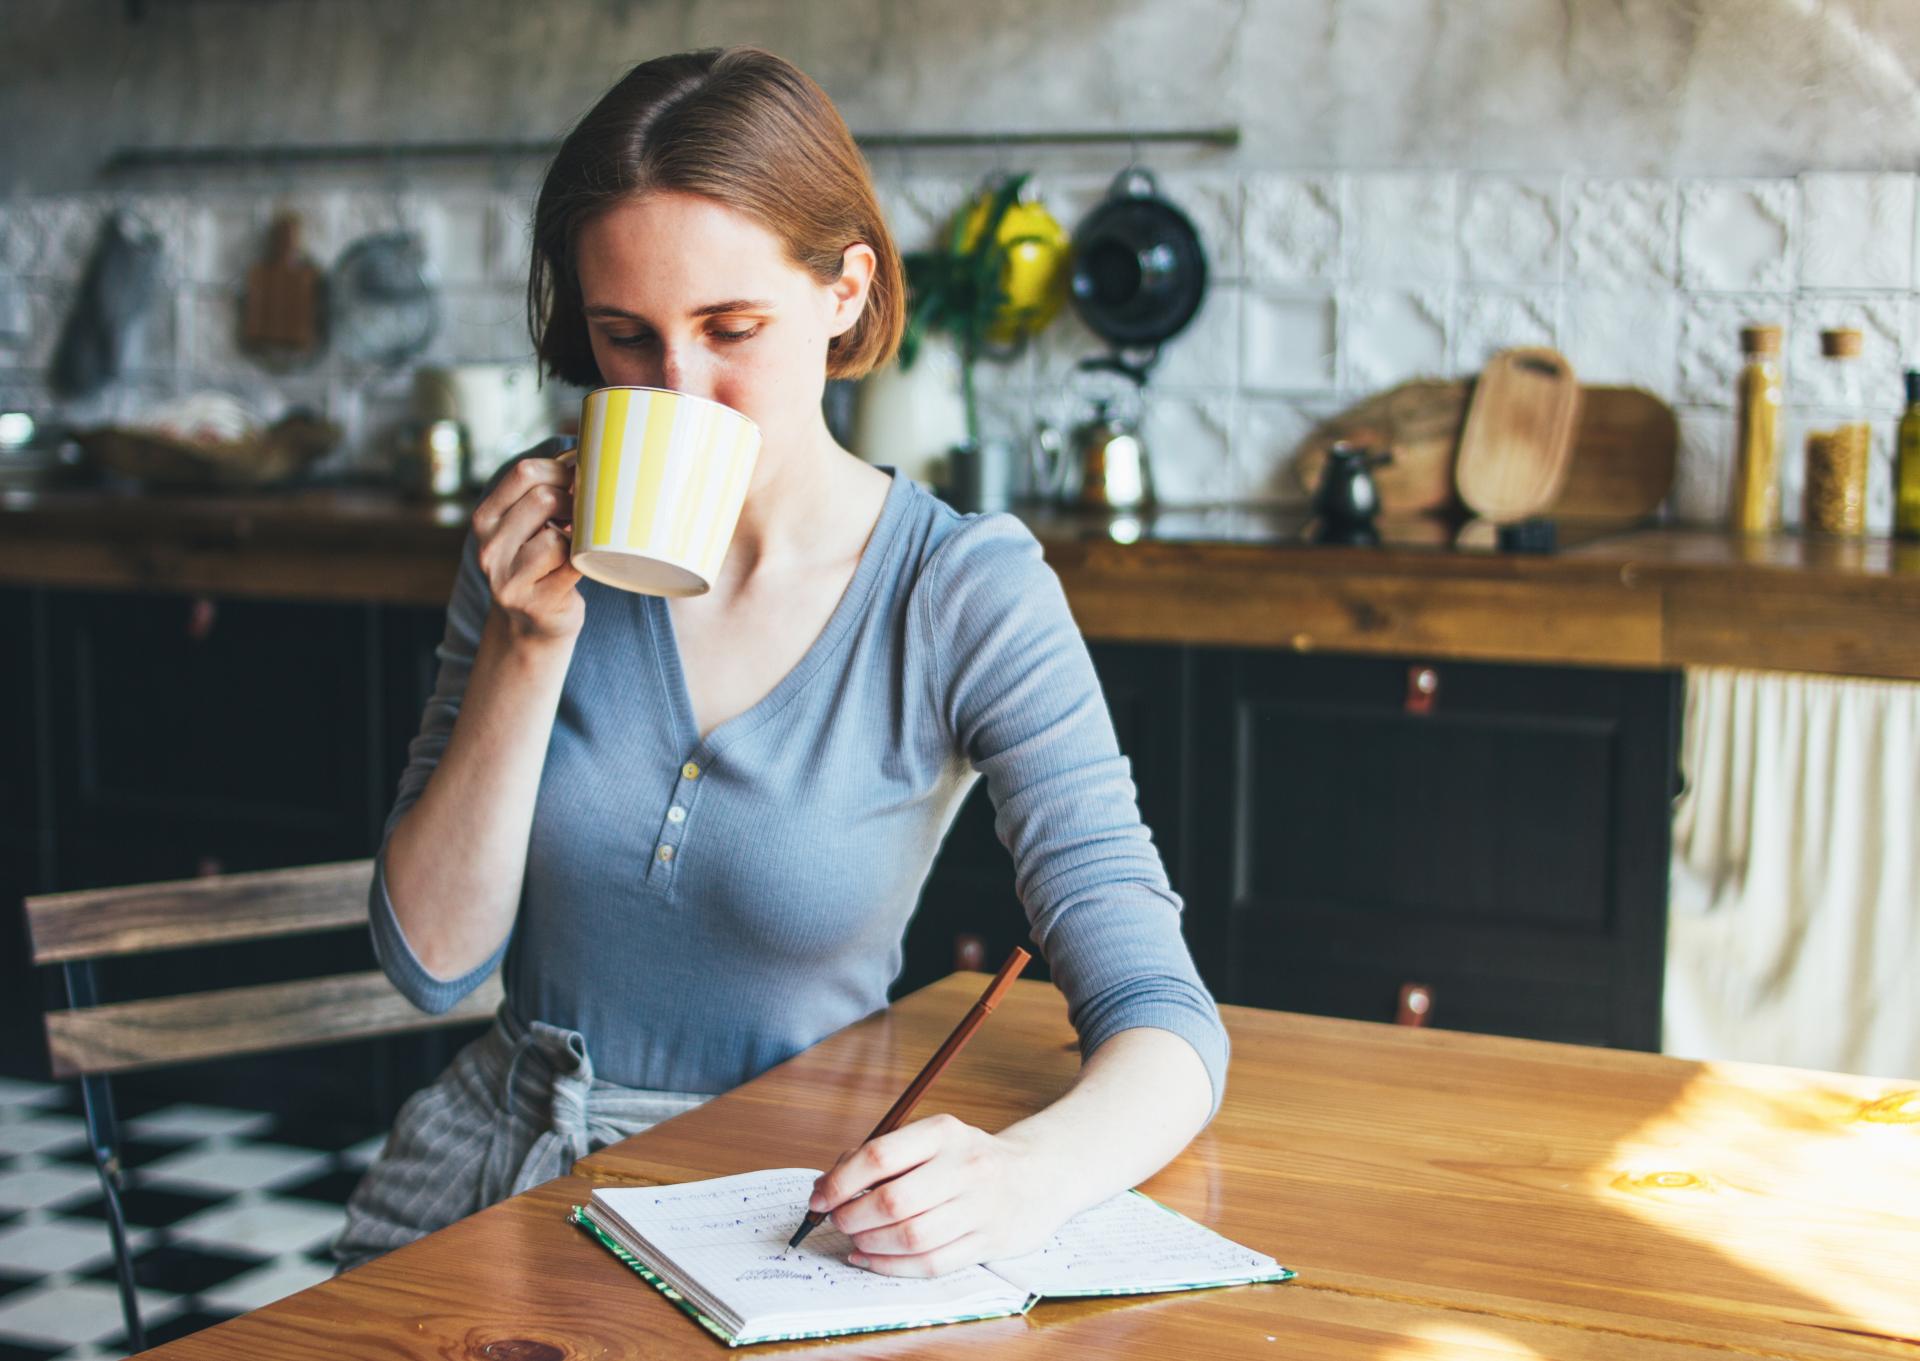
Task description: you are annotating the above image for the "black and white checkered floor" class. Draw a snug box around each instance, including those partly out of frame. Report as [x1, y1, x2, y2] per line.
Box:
[0, 1076, 384, 1359]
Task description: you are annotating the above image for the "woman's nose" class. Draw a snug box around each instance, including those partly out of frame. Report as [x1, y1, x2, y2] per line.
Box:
[658, 346, 714, 401]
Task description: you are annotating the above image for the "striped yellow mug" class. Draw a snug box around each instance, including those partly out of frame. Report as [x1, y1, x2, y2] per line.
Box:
[570, 386, 762, 595]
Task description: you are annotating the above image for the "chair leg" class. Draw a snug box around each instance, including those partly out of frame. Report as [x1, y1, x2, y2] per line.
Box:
[66, 966, 145, 1353]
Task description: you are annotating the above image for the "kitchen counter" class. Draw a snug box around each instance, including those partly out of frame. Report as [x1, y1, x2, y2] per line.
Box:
[3, 485, 1918, 679]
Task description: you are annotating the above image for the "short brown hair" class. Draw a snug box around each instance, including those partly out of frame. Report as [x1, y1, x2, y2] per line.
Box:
[528, 47, 904, 386]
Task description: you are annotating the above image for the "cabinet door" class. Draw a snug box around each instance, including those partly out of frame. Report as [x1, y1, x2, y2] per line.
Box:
[45, 591, 379, 848]
[895, 643, 1188, 996]
[0, 826, 57, 1080]
[1187, 650, 1678, 1049]
[0, 588, 41, 831]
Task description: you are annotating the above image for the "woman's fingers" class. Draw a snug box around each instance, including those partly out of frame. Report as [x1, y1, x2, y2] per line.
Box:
[851, 1229, 992, 1279]
[506, 520, 577, 593]
[811, 1114, 968, 1215]
[478, 481, 571, 593]
[841, 1189, 971, 1257]
[828, 1161, 962, 1238]
[470, 454, 572, 542]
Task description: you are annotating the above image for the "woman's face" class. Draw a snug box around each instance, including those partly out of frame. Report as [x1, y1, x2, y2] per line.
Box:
[574, 191, 872, 442]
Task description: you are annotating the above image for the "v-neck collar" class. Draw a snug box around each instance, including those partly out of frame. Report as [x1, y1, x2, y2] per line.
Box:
[642, 466, 908, 761]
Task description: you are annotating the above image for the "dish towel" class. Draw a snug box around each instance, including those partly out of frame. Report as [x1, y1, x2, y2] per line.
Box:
[1667, 666, 1920, 1080]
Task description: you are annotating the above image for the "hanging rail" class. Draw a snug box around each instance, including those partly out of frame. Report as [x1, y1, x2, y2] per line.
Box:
[98, 125, 1241, 177]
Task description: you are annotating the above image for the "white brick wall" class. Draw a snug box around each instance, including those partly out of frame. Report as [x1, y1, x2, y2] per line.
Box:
[3, 170, 1916, 528]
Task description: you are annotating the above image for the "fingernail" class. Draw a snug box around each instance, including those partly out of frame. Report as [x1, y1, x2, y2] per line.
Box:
[808, 1194, 824, 1212]
[848, 1253, 868, 1268]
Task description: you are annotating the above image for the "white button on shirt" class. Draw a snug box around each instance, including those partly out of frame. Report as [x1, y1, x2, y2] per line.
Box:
[667, 806, 686, 823]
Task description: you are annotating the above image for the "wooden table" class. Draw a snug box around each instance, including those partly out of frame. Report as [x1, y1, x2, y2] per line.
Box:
[143, 975, 1918, 1359]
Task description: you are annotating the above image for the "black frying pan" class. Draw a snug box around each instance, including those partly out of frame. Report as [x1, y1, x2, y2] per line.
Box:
[1068, 168, 1209, 374]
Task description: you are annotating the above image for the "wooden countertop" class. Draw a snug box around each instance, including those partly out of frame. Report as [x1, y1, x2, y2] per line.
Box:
[143, 975, 1920, 1359]
[4, 485, 1918, 679]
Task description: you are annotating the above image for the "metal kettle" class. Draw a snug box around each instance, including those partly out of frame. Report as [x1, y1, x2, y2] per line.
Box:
[1032, 358, 1156, 511]
[1070, 397, 1154, 511]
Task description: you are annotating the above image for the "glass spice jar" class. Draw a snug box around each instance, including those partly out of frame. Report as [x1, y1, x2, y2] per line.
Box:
[1802, 328, 1871, 536]
[1729, 323, 1783, 533]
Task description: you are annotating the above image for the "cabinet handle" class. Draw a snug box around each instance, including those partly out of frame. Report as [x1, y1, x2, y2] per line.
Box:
[1396, 982, 1433, 1027]
[952, 933, 987, 972]
[186, 596, 218, 642]
[1405, 666, 1439, 715]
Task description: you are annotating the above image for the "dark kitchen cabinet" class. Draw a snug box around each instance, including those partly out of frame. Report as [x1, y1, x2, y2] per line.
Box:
[0, 588, 42, 831]
[1184, 649, 1682, 1050]
[4, 586, 477, 1115]
[0, 590, 53, 1077]
[900, 644, 1680, 1052]
[8, 580, 1684, 1101]
[44, 590, 381, 852]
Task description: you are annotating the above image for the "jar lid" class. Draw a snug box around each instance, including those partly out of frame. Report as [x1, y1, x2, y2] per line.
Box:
[1740, 324, 1782, 355]
[1820, 327, 1865, 358]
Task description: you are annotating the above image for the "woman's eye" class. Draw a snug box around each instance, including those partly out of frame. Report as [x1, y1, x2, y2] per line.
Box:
[609, 333, 656, 349]
[711, 325, 761, 343]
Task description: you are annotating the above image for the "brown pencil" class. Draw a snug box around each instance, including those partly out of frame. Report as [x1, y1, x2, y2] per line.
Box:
[786, 946, 1032, 1251]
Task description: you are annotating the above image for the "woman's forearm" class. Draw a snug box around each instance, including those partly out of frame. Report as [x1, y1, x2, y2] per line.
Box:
[996, 1025, 1215, 1221]
[382, 608, 577, 981]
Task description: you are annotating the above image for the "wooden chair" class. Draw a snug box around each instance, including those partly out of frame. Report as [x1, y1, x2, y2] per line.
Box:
[23, 859, 502, 1352]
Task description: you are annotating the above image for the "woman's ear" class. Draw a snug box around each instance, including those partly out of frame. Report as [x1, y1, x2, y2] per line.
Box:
[827, 243, 878, 340]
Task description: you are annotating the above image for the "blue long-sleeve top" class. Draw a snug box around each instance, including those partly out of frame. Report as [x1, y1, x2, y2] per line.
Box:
[370, 459, 1229, 1116]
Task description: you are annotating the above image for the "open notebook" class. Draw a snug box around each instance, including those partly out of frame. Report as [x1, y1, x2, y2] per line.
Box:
[571, 1167, 1292, 1347]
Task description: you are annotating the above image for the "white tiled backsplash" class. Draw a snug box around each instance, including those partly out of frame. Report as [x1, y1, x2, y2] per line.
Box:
[3, 169, 1917, 530]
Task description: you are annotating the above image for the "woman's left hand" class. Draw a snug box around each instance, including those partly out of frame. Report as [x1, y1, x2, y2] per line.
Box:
[808, 1113, 1068, 1277]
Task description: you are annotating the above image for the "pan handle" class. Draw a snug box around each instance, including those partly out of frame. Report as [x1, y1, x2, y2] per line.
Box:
[1076, 352, 1155, 387]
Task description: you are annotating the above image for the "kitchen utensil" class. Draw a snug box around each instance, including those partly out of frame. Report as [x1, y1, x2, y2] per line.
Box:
[1310, 441, 1392, 545]
[946, 437, 1014, 513]
[1068, 398, 1153, 512]
[0, 411, 82, 492]
[571, 386, 762, 596]
[331, 230, 438, 365]
[241, 211, 322, 362]
[51, 210, 163, 398]
[1454, 348, 1582, 524]
[1068, 167, 1208, 373]
[411, 363, 549, 486]
[1063, 357, 1154, 511]
[1556, 386, 1677, 520]
[1294, 381, 1469, 515]
[391, 418, 466, 501]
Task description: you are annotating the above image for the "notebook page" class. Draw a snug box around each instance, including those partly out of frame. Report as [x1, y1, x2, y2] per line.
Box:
[987, 1189, 1287, 1298]
[591, 1171, 1027, 1333]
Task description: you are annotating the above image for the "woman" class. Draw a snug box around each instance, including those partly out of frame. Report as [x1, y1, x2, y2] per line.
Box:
[335, 46, 1227, 1279]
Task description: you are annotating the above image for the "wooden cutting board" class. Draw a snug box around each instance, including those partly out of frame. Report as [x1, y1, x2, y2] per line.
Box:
[1454, 347, 1582, 523]
[1296, 381, 1677, 521]
[1556, 386, 1678, 520]
[241, 211, 321, 359]
[1292, 380, 1468, 515]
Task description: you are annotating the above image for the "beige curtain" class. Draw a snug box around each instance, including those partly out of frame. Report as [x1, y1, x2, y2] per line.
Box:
[1667, 666, 1920, 1081]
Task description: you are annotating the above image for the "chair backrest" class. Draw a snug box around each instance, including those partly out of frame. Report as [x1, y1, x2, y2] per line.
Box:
[24, 859, 502, 1079]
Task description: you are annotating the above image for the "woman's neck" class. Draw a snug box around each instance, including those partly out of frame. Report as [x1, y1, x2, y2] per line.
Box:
[716, 410, 865, 588]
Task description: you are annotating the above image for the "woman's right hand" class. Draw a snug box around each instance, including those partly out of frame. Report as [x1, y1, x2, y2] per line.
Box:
[471, 448, 584, 645]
